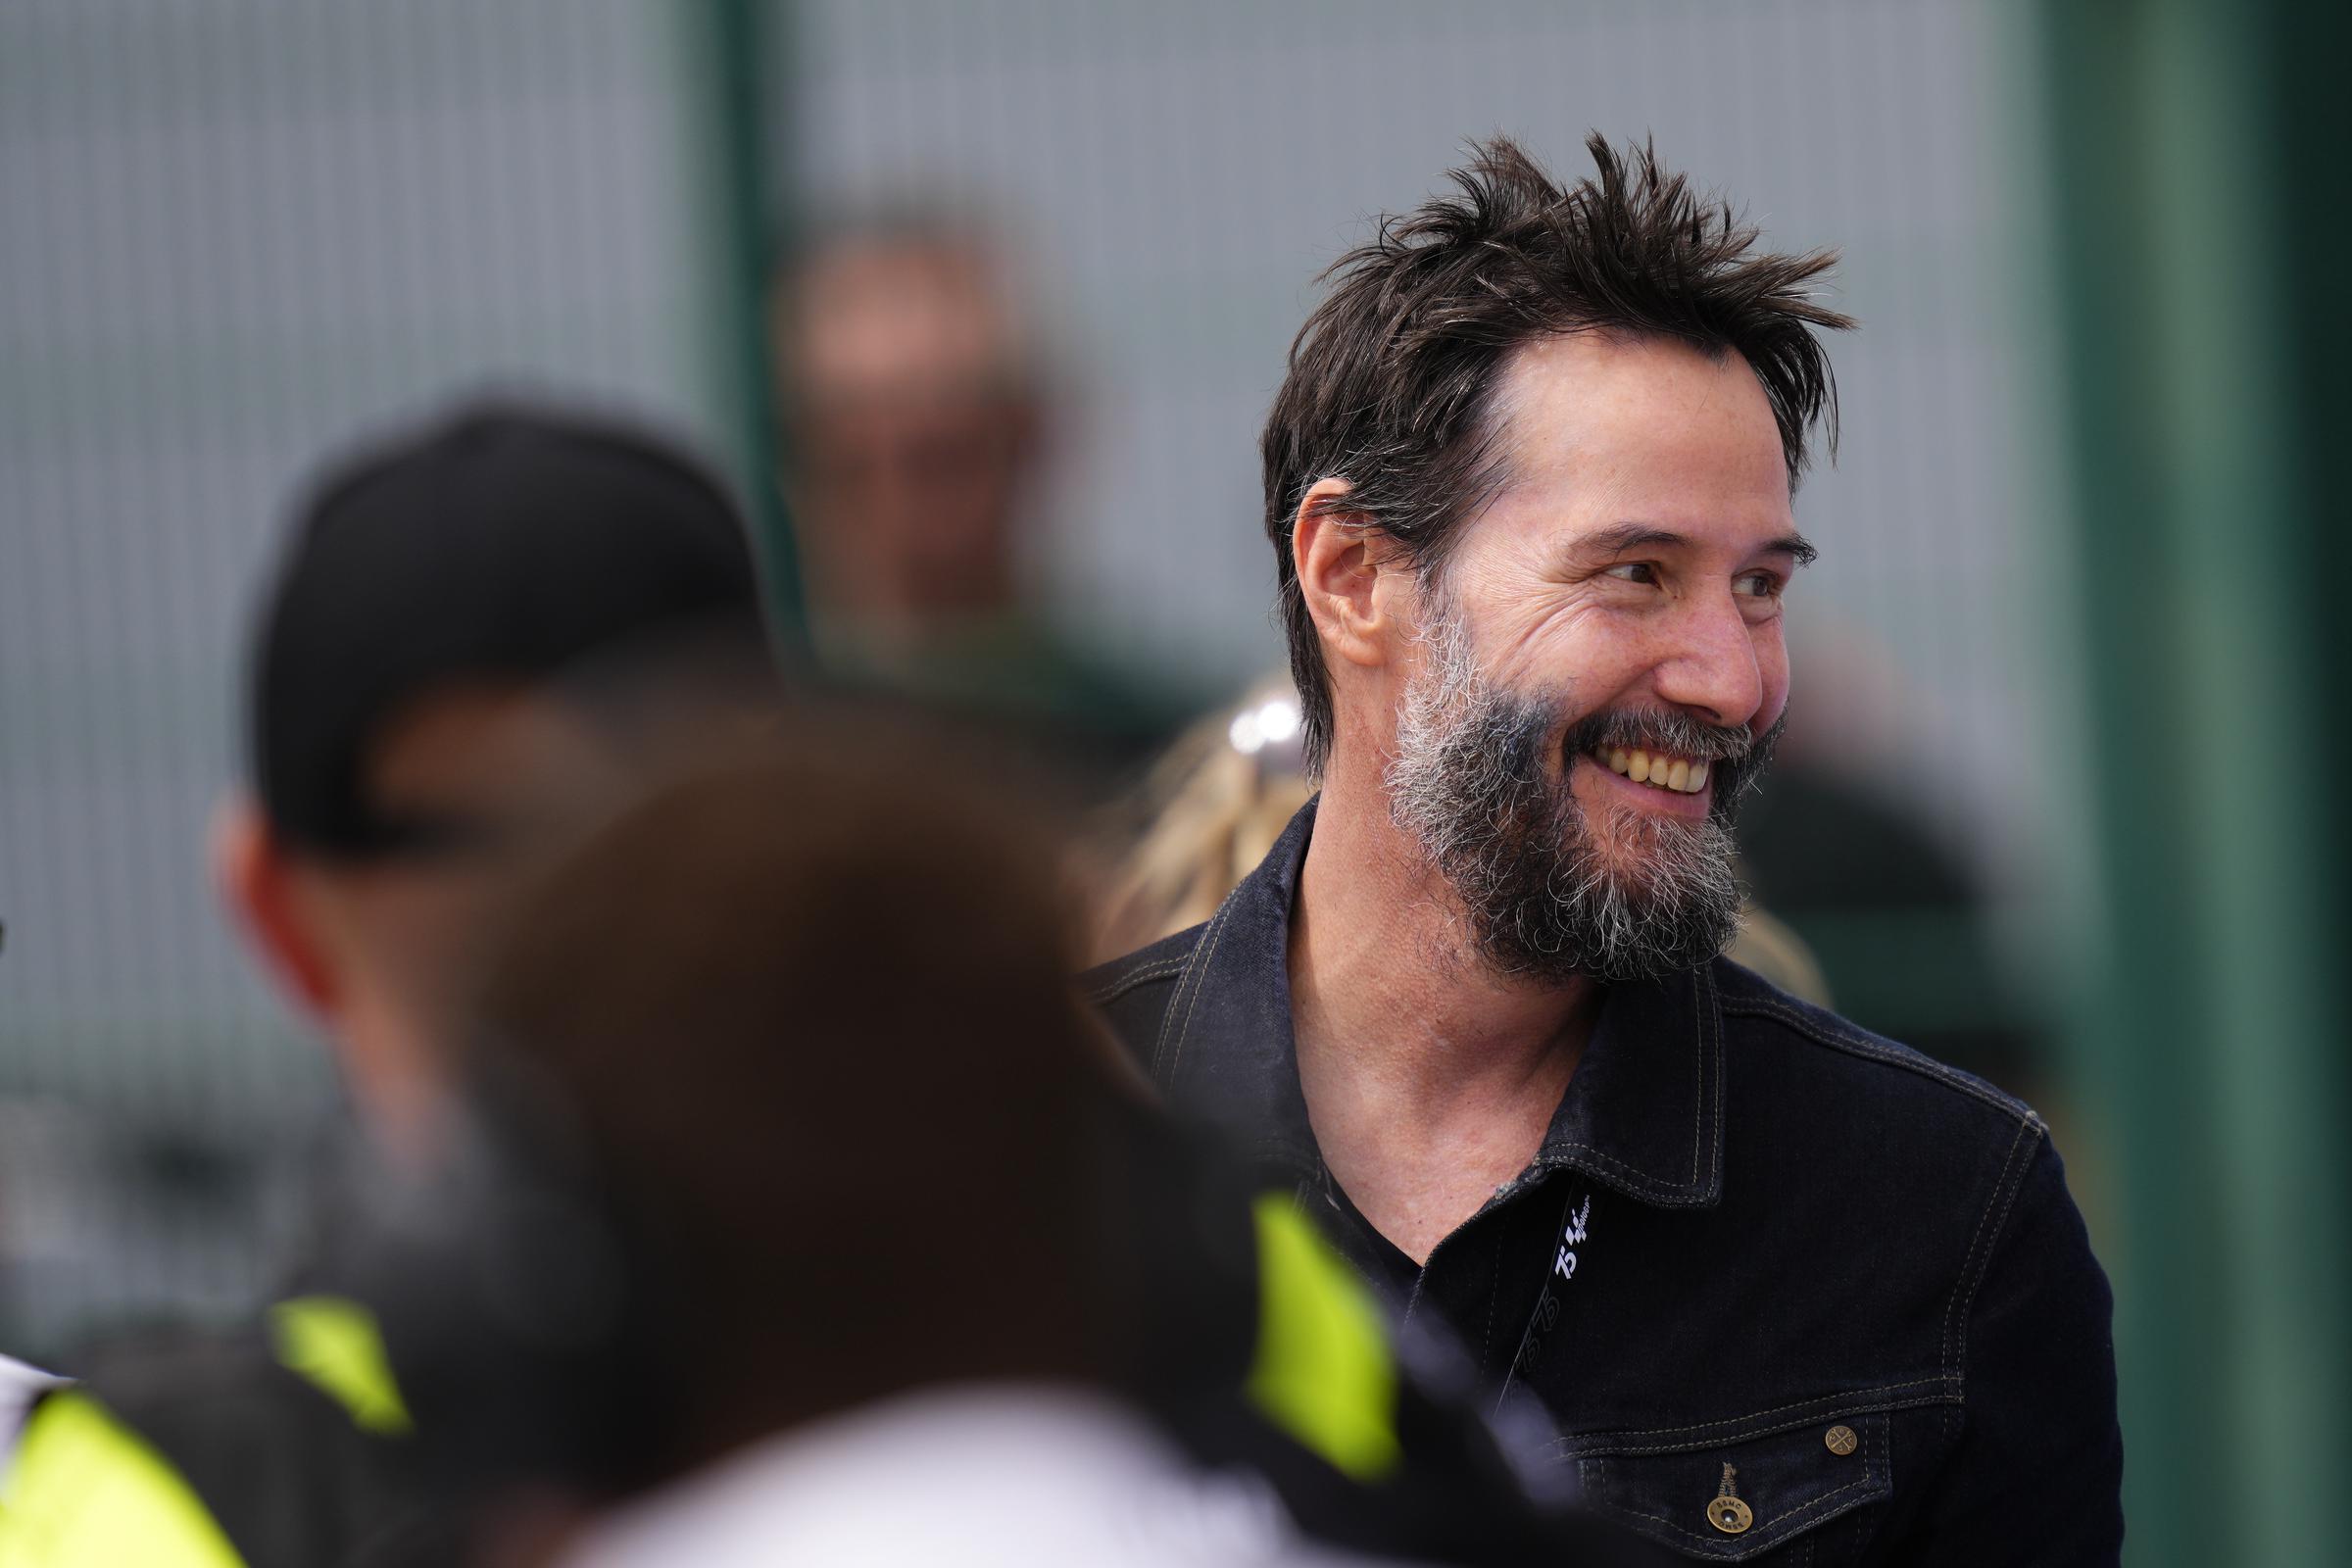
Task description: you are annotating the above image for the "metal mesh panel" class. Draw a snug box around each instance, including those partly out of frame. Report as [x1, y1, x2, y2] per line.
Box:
[0, 0, 727, 1348]
[790, 0, 2071, 1061]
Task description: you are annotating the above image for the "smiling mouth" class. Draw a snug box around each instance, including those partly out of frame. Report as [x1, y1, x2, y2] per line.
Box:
[1590, 746, 1711, 796]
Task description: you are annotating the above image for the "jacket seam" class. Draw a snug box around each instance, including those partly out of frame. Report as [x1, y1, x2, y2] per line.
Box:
[1942, 1116, 2043, 1390]
[1152, 883, 1244, 1085]
[1586, 1418, 1882, 1549]
[1689, 968, 1706, 1186]
[1703, 965, 1723, 1194]
[1080, 956, 1189, 1006]
[1721, 996, 2044, 1126]
[1558, 1377, 1948, 1447]
[1532, 1143, 1708, 1200]
[1566, 1395, 1950, 1456]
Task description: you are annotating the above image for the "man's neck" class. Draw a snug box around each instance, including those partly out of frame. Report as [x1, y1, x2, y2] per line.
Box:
[1290, 764, 1597, 1265]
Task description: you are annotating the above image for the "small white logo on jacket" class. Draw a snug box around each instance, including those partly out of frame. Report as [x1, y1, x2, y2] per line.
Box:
[1553, 1195, 1592, 1280]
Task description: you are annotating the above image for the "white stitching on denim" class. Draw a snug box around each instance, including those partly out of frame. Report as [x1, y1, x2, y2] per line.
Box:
[1081, 956, 1187, 1005]
[1584, 1396, 1947, 1455]
[1940, 1118, 2035, 1377]
[1689, 969, 1705, 1186]
[1555, 1378, 1946, 1447]
[1704, 965, 1723, 1191]
[1944, 1118, 2043, 1387]
[1482, 1228, 1502, 1360]
[1154, 882, 1243, 1085]
[1589, 1429, 1884, 1550]
[1534, 1142, 1705, 1198]
[1721, 997, 2043, 1126]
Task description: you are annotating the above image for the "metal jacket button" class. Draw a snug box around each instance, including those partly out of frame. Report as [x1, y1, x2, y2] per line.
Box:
[1708, 1463, 1754, 1534]
[1825, 1424, 1859, 1455]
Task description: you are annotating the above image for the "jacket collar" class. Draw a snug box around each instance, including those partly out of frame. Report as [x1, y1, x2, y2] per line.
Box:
[1150, 797, 1726, 1209]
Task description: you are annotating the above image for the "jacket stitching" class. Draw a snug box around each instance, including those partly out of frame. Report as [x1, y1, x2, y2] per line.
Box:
[1572, 1396, 1947, 1456]
[1946, 1118, 2042, 1397]
[1534, 1142, 1707, 1198]
[1721, 997, 2043, 1126]
[1689, 970, 1705, 1186]
[1557, 1378, 1946, 1446]
[1587, 1424, 1883, 1549]
[1598, 1464, 1876, 1547]
[1081, 956, 1188, 1005]
[1153, 883, 1243, 1086]
[1704, 964, 1724, 1192]
[1482, 1228, 1501, 1361]
[1940, 1117, 2037, 1384]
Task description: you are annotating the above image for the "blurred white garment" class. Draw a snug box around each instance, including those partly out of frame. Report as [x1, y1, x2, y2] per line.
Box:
[0, 1354, 64, 1473]
[561, 1382, 1410, 1568]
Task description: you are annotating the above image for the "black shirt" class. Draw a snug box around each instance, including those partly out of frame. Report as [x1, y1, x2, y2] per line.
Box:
[1083, 799, 2123, 1566]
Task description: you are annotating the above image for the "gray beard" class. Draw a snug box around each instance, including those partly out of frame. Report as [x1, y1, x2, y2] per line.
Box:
[1385, 612, 1774, 985]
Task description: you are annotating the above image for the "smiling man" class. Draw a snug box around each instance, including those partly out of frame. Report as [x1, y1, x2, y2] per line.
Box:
[1086, 137, 2122, 1563]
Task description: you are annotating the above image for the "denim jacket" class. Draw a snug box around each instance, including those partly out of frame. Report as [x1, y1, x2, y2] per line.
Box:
[1083, 800, 2122, 1565]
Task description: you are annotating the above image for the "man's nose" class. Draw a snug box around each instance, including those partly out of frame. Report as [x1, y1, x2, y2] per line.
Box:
[1651, 596, 1766, 729]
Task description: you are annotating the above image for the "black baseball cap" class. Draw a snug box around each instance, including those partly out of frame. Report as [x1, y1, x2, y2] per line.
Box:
[250, 401, 771, 859]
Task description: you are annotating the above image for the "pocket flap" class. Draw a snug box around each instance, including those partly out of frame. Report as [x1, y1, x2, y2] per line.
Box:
[1573, 1410, 1890, 1561]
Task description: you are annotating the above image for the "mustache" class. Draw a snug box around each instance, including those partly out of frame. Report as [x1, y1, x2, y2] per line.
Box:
[1562, 707, 1767, 764]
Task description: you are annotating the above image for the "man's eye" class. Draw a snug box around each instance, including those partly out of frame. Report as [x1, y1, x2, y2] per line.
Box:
[1602, 562, 1659, 586]
[1734, 570, 1783, 599]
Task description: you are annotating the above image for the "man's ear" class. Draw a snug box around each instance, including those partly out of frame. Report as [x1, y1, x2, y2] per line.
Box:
[212, 797, 340, 1021]
[1293, 478, 1408, 671]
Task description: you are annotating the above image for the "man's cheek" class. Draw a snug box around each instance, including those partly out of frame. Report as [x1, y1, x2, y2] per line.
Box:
[1753, 634, 1792, 735]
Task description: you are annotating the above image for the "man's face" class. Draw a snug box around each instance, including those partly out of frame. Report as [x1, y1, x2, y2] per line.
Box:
[292, 686, 621, 1147]
[784, 240, 1036, 623]
[1385, 331, 1805, 981]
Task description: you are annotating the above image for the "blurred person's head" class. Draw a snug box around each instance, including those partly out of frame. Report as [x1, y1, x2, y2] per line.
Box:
[216, 404, 773, 1161]
[770, 212, 1046, 636]
[436, 734, 1128, 1491]
[1094, 676, 1313, 962]
[1267, 135, 1850, 982]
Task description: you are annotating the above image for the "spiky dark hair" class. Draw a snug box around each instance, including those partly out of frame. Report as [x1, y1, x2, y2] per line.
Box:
[1262, 133, 1853, 773]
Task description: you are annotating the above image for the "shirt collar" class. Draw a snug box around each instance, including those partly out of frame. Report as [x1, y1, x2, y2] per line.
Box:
[1150, 797, 1726, 1209]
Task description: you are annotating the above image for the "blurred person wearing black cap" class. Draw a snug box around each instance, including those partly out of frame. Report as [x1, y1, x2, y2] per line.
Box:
[217, 403, 776, 1164]
[0, 402, 780, 1568]
[344, 734, 1661, 1568]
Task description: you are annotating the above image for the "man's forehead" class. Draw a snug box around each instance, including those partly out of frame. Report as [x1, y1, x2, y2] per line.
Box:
[1482, 331, 1795, 539]
[366, 685, 609, 817]
[790, 242, 1027, 405]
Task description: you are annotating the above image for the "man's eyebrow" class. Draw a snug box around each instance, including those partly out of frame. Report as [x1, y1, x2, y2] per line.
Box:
[1567, 523, 1820, 567]
[1573, 523, 1690, 557]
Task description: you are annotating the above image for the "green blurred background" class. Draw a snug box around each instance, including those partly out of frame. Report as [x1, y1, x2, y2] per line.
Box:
[0, 2, 2343, 1560]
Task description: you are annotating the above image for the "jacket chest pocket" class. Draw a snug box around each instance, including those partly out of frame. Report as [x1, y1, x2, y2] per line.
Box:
[1572, 1410, 1891, 1563]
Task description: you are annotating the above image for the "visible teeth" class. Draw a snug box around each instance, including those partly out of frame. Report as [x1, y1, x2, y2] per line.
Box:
[1592, 745, 1715, 794]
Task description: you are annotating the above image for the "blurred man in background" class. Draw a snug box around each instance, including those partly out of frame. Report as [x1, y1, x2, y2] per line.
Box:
[1086, 135, 2122, 1562]
[0, 404, 780, 1567]
[214, 406, 776, 1167]
[771, 211, 1195, 775]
